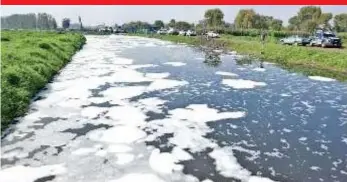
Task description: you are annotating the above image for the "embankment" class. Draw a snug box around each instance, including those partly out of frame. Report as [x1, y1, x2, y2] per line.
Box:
[1, 31, 86, 130]
[136, 34, 347, 81]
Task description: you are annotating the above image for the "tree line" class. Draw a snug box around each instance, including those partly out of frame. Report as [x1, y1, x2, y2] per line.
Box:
[1, 6, 347, 33]
[1, 13, 57, 30]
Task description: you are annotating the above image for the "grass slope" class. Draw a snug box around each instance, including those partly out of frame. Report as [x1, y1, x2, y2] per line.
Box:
[1, 31, 86, 130]
[137, 34, 347, 81]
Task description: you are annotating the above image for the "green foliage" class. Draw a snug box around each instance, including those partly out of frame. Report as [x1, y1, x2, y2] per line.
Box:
[334, 13, 347, 32]
[1, 30, 86, 130]
[175, 21, 192, 30]
[1, 13, 57, 30]
[204, 8, 224, 28]
[288, 6, 332, 32]
[234, 9, 283, 30]
[154, 20, 165, 28]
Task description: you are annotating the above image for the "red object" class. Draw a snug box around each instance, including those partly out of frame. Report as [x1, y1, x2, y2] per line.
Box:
[2, 0, 347, 5]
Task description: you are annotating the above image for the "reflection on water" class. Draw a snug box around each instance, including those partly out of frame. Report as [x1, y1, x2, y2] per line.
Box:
[203, 50, 222, 67]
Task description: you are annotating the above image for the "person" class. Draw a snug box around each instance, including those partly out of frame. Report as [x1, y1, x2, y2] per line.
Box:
[260, 30, 267, 55]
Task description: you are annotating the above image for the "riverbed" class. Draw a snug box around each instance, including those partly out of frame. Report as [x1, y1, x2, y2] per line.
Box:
[1, 35, 347, 182]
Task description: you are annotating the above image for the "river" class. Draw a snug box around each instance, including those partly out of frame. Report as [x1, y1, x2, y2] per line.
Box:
[1, 35, 347, 182]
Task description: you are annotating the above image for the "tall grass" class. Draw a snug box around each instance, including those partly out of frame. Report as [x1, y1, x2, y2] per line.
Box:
[1, 30, 86, 130]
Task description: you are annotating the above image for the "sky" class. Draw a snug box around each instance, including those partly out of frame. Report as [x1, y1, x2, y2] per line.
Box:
[1, 5, 347, 26]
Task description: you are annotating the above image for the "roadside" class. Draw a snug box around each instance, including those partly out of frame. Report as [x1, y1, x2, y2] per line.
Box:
[133, 34, 347, 81]
[1, 30, 86, 131]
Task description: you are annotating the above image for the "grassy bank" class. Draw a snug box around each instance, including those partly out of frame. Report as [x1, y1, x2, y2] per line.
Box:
[136, 34, 347, 81]
[1, 31, 86, 130]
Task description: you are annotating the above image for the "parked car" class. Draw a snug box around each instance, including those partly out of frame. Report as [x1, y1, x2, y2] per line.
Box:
[279, 35, 311, 46]
[309, 29, 342, 48]
[157, 29, 168, 35]
[167, 28, 179, 35]
[178, 30, 186, 36]
[186, 30, 196, 36]
[206, 31, 220, 38]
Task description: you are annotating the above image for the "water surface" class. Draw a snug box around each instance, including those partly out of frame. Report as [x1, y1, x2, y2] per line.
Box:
[1, 35, 347, 182]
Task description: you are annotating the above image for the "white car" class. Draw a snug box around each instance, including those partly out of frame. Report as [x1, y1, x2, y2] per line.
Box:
[167, 28, 178, 35]
[186, 30, 196, 36]
[157, 29, 167, 35]
[178, 30, 186, 36]
[206, 31, 220, 38]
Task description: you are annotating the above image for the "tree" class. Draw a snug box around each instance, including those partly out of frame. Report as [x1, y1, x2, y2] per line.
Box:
[288, 6, 331, 32]
[334, 13, 347, 32]
[154, 20, 164, 28]
[204, 8, 224, 28]
[62, 18, 70, 29]
[168, 19, 176, 28]
[269, 19, 283, 31]
[175, 21, 191, 30]
[78, 16, 83, 30]
[234, 9, 256, 29]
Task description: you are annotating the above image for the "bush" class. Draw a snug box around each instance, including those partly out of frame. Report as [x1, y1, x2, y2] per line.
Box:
[38, 42, 52, 50]
[1, 30, 86, 130]
[1, 37, 10, 41]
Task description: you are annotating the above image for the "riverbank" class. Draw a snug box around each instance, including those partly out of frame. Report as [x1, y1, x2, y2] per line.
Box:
[1, 31, 86, 130]
[134, 34, 347, 81]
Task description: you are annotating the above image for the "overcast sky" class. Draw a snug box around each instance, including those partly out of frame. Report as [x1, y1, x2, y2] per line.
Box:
[2, 6, 347, 26]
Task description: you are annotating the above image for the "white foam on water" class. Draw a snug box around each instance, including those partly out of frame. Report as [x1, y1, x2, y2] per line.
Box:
[145, 72, 170, 79]
[1, 35, 277, 182]
[264, 148, 284, 158]
[310, 166, 321, 171]
[146, 79, 188, 91]
[169, 104, 246, 123]
[308, 76, 336, 82]
[105, 105, 147, 126]
[163, 62, 186, 67]
[116, 153, 135, 165]
[81, 106, 108, 119]
[342, 137, 347, 145]
[216, 71, 239, 77]
[113, 57, 134, 65]
[202, 179, 214, 182]
[72, 147, 97, 155]
[222, 79, 267, 89]
[209, 147, 275, 182]
[88, 126, 146, 144]
[280, 139, 290, 149]
[109, 173, 165, 182]
[0, 164, 66, 182]
[282, 128, 292, 133]
[299, 137, 307, 141]
[149, 149, 182, 174]
[133, 97, 167, 113]
[108, 145, 133, 153]
[129, 64, 158, 69]
[171, 147, 193, 161]
[253, 68, 266, 72]
[101, 86, 146, 101]
[280, 93, 291, 97]
[320, 144, 328, 151]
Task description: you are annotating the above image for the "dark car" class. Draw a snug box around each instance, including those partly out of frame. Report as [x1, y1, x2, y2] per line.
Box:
[279, 35, 311, 46]
[309, 30, 342, 48]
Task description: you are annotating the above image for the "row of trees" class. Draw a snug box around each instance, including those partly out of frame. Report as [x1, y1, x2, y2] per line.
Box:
[1, 7, 346, 33]
[149, 6, 347, 33]
[1, 13, 57, 30]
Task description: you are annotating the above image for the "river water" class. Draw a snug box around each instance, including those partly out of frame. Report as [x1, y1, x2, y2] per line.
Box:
[1, 35, 347, 182]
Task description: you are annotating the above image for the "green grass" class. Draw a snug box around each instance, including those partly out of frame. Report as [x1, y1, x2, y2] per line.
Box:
[135, 34, 347, 81]
[1, 30, 86, 130]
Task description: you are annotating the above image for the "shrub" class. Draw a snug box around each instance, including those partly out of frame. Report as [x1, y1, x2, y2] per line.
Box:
[38, 42, 52, 50]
